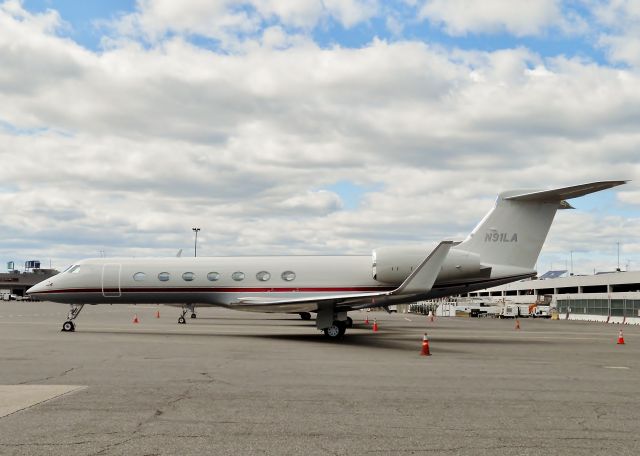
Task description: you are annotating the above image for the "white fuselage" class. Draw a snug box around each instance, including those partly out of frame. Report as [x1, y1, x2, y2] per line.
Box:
[27, 253, 530, 312]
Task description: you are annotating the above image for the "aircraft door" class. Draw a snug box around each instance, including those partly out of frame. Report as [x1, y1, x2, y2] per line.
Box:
[102, 264, 122, 297]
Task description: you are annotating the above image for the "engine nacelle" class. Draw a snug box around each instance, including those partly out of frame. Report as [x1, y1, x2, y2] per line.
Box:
[372, 245, 483, 284]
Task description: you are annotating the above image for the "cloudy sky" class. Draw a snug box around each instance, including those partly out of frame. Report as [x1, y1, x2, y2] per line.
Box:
[1, 0, 639, 275]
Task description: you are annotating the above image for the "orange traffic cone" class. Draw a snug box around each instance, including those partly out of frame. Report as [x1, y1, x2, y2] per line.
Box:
[515, 319, 520, 330]
[133, 314, 139, 324]
[372, 319, 378, 332]
[365, 315, 369, 325]
[617, 330, 625, 345]
[420, 333, 431, 356]
[155, 310, 160, 319]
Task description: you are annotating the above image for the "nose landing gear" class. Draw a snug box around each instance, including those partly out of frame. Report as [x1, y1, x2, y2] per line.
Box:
[178, 304, 196, 324]
[61, 304, 84, 332]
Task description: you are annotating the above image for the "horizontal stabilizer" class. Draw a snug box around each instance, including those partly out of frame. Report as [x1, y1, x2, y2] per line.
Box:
[505, 181, 627, 203]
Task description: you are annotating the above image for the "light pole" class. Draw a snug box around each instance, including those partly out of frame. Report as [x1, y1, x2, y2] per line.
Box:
[192, 227, 200, 257]
[570, 251, 573, 276]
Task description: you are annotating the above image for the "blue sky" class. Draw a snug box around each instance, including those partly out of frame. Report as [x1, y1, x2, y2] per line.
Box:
[22, 0, 610, 63]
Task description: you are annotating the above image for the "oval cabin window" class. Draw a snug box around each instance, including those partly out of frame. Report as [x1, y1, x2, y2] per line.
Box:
[232, 272, 245, 281]
[133, 272, 146, 282]
[158, 272, 170, 282]
[256, 271, 271, 282]
[281, 271, 296, 282]
[182, 272, 195, 281]
[207, 272, 220, 281]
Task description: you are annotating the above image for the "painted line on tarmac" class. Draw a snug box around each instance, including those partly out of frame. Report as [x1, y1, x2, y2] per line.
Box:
[0, 385, 87, 419]
[404, 318, 412, 322]
[603, 366, 630, 370]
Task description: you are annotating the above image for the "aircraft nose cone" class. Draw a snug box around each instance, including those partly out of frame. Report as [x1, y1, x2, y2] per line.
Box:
[27, 281, 48, 296]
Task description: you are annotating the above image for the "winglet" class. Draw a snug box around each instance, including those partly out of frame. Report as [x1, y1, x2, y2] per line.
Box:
[391, 241, 454, 295]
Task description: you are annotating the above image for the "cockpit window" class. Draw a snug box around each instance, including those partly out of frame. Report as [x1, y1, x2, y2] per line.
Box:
[68, 265, 81, 274]
[62, 265, 74, 273]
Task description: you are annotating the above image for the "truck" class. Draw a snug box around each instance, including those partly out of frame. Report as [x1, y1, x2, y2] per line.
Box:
[531, 305, 551, 318]
[499, 304, 529, 318]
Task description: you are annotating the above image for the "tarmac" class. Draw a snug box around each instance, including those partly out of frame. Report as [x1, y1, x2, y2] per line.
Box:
[1, 301, 639, 455]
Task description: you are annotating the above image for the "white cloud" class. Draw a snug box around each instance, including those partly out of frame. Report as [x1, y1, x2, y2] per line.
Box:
[418, 0, 564, 36]
[107, 0, 379, 48]
[593, 0, 640, 67]
[0, 0, 639, 273]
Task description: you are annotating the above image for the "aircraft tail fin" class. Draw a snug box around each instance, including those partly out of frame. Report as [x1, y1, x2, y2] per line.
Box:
[456, 181, 626, 270]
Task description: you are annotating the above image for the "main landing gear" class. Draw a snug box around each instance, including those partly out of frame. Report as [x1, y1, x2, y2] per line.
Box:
[178, 304, 196, 324]
[323, 320, 347, 338]
[299, 312, 312, 321]
[316, 307, 352, 340]
[61, 304, 84, 332]
[322, 317, 353, 338]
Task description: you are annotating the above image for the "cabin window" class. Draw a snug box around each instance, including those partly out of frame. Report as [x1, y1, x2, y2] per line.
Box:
[158, 272, 170, 282]
[133, 272, 146, 281]
[182, 272, 195, 281]
[207, 272, 220, 281]
[232, 271, 245, 281]
[68, 265, 81, 274]
[281, 270, 296, 282]
[256, 271, 271, 282]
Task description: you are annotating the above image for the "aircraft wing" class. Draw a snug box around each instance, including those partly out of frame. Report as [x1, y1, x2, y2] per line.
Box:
[229, 241, 454, 313]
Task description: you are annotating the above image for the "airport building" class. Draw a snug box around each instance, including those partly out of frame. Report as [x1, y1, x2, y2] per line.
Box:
[466, 270, 640, 323]
[0, 268, 59, 299]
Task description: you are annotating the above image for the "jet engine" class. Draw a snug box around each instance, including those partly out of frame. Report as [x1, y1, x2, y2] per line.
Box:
[372, 245, 485, 284]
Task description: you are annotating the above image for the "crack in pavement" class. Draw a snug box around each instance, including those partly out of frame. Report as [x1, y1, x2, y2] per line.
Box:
[18, 367, 77, 385]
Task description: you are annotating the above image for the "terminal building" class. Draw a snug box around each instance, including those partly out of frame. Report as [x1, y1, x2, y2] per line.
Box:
[466, 270, 640, 323]
[1, 261, 58, 298]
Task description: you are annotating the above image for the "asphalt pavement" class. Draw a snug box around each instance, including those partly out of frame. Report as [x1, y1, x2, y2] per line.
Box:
[0, 301, 639, 455]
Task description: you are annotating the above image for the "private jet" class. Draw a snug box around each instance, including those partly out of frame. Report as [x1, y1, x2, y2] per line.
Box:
[27, 181, 626, 338]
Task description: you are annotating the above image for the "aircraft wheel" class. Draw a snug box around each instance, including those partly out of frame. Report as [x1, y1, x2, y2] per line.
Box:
[346, 316, 353, 328]
[323, 321, 346, 339]
[190, 313, 197, 319]
[178, 316, 186, 324]
[62, 321, 75, 332]
[299, 312, 311, 321]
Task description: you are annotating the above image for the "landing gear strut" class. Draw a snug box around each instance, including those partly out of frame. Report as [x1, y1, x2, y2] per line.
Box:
[316, 306, 349, 339]
[178, 304, 196, 324]
[62, 304, 84, 332]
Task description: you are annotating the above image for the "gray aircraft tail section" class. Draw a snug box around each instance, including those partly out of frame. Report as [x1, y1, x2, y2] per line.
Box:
[456, 181, 627, 270]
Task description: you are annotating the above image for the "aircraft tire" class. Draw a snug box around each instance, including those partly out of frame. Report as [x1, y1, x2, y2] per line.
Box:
[346, 316, 353, 328]
[299, 312, 311, 321]
[62, 321, 75, 332]
[178, 316, 186, 324]
[323, 321, 346, 339]
[190, 313, 197, 319]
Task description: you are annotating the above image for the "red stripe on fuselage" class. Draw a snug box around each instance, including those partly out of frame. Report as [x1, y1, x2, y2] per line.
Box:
[34, 286, 396, 295]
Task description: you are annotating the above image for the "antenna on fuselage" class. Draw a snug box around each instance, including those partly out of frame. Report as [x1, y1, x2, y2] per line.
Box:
[176, 249, 183, 258]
